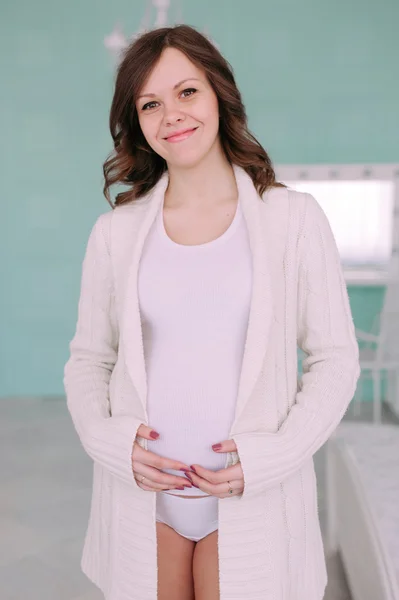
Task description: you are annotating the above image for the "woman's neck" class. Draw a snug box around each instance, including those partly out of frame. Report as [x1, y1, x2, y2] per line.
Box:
[164, 152, 238, 210]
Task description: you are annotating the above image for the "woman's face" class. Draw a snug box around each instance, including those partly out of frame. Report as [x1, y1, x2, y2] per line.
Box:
[136, 47, 220, 169]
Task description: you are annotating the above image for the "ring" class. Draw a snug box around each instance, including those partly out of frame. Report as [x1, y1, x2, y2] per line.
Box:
[140, 475, 146, 483]
[227, 481, 233, 495]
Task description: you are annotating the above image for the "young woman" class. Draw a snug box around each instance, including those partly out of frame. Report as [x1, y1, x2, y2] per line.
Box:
[64, 24, 360, 600]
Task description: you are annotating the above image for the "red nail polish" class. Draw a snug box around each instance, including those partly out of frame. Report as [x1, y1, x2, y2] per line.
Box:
[185, 472, 193, 481]
[176, 486, 185, 490]
[212, 444, 222, 451]
[150, 431, 160, 439]
[190, 465, 197, 474]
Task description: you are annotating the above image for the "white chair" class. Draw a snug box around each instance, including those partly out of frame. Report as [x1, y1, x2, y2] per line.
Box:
[353, 272, 399, 423]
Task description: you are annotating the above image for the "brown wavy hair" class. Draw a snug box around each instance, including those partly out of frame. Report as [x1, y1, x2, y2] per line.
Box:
[103, 24, 285, 207]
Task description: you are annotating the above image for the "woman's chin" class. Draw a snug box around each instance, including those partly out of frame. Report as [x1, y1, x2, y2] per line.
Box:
[166, 149, 213, 171]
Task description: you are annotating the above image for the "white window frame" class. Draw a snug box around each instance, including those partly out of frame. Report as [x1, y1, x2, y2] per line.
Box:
[275, 163, 399, 286]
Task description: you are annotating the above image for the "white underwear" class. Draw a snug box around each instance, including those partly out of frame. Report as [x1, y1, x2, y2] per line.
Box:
[156, 492, 218, 542]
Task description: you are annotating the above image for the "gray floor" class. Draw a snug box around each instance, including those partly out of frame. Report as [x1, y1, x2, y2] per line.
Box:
[0, 397, 398, 600]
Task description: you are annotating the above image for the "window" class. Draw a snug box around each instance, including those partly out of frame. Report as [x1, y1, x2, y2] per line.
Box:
[275, 164, 399, 285]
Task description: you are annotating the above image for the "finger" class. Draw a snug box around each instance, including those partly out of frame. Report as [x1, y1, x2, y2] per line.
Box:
[132, 462, 193, 488]
[218, 479, 244, 498]
[185, 471, 243, 498]
[133, 442, 191, 472]
[138, 482, 160, 492]
[183, 470, 213, 495]
[135, 478, 174, 491]
[211, 439, 237, 453]
[134, 473, 190, 491]
[136, 479, 182, 492]
[136, 423, 161, 441]
[189, 463, 243, 485]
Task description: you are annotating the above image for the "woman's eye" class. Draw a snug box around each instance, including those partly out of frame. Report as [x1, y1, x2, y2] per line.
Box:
[142, 101, 158, 111]
[141, 88, 197, 111]
[181, 88, 197, 98]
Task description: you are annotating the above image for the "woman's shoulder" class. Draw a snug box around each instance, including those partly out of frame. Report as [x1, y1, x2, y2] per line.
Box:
[261, 186, 329, 244]
[262, 185, 313, 218]
[263, 184, 309, 202]
[94, 197, 150, 227]
[90, 197, 152, 256]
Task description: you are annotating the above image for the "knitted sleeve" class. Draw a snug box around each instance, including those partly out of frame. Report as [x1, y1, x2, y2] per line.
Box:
[232, 193, 360, 499]
[64, 213, 142, 486]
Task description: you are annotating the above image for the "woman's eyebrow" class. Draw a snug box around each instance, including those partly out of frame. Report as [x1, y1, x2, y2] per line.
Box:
[138, 78, 202, 100]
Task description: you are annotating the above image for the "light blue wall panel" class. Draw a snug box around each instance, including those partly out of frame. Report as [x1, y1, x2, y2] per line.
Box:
[1, 0, 397, 395]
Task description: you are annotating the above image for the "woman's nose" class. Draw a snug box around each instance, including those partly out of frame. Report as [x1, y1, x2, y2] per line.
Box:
[163, 107, 186, 126]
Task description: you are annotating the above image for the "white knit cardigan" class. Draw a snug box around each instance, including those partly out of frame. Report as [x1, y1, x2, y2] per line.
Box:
[64, 165, 360, 600]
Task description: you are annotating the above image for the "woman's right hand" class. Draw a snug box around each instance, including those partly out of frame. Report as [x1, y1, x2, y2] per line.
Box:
[131, 424, 193, 492]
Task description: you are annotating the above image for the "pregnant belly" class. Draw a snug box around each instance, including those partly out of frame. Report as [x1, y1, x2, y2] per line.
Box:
[145, 419, 231, 500]
[146, 433, 229, 473]
[145, 383, 237, 497]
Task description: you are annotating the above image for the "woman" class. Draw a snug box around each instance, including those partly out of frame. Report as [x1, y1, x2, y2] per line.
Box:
[64, 24, 360, 600]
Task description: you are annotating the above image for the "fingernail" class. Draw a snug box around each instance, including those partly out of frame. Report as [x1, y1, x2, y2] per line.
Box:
[180, 468, 191, 472]
[185, 472, 193, 481]
[190, 465, 197, 474]
[150, 431, 160, 439]
[212, 444, 222, 451]
[176, 486, 185, 490]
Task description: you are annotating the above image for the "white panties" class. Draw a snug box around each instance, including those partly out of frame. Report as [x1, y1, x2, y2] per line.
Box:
[156, 492, 218, 542]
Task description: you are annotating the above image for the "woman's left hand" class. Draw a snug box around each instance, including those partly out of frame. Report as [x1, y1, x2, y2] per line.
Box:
[184, 438, 244, 498]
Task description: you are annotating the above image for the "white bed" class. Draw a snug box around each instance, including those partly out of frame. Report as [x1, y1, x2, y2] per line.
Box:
[326, 422, 399, 600]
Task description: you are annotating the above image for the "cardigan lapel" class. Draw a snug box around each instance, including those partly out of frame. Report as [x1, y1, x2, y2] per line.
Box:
[229, 165, 274, 430]
[120, 174, 168, 418]
[121, 165, 274, 426]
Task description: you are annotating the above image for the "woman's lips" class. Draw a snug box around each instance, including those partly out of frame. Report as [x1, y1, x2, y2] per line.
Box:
[165, 127, 198, 143]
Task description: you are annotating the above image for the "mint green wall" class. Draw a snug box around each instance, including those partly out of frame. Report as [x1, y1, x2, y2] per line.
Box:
[1, 0, 397, 396]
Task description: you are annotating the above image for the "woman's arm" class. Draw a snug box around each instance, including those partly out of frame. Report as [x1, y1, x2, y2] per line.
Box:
[64, 213, 142, 486]
[232, 193, 360, 499]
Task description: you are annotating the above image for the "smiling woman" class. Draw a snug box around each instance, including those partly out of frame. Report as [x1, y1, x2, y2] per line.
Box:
[64, 22, 359, 600]
[135, 47, 221, 173]
[102, 24, 284, 206]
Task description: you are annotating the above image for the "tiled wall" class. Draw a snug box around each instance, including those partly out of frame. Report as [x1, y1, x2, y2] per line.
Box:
[1, 0, 398, 395]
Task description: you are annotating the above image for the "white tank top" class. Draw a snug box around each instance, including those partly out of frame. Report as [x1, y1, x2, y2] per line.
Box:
[138, 196, 252, 496]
